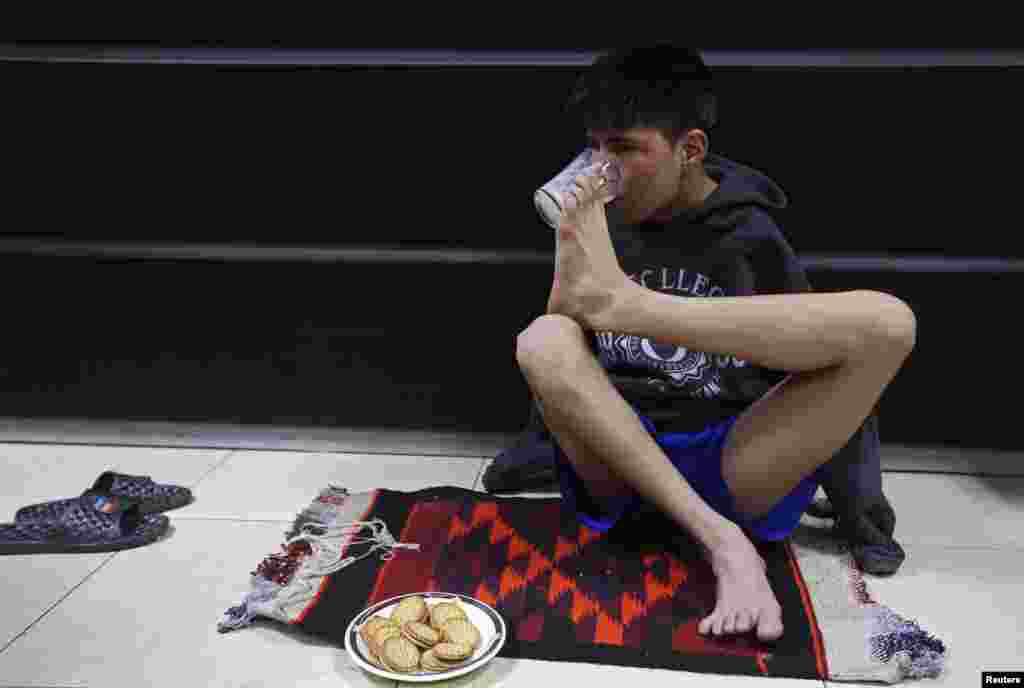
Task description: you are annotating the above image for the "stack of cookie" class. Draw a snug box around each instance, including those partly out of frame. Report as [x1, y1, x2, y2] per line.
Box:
[358, 596, 483, 675]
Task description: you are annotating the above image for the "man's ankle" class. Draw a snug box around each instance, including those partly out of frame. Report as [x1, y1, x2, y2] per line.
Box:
[588, 278, 642, 333]
[696, 520, 748, 557]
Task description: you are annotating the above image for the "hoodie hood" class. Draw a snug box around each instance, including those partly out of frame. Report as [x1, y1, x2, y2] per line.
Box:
[677, 153, 788, 229]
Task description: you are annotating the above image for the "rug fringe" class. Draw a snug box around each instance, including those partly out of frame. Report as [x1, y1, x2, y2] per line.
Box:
[217, 577, 282, 633]
[844, 541, 947, 680]
[283, 486, 350, 541]
[789, 520, 949, 683]
[848, 563, 875, 605]
[866, 604, 947, 680]
[219, 486, 350, 633]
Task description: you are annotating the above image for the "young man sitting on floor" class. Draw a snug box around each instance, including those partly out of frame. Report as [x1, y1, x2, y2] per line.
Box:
[514, 44, 917, 643]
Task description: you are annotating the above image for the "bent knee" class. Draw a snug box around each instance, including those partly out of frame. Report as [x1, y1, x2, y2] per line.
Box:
[857, 290, 918, 360]
[515, 314, 589, 374]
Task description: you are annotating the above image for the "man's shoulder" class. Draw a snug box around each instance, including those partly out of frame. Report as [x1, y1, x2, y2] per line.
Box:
[715, 208, 804, 264]
[727, 206, 787, 240]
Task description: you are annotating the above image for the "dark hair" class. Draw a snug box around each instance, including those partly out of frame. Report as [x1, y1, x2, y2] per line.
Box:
[565, 44, 718, 144]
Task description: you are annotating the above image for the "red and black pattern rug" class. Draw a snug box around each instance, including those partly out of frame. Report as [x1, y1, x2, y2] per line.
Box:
[298, 486, 820, 679]
[220, 485, 947, 683]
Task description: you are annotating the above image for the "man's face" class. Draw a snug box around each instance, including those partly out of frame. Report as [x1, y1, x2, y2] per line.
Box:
[586, 126, 682, 225]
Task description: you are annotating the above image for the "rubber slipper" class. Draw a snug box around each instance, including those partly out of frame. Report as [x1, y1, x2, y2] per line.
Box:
[15, 471, 192, 523]
[87, 471, 193, 512]
[1, 495, 169, 555]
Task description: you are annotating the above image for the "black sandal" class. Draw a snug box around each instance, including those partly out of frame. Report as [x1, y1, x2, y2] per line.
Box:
[16, 471, 193, 523]
[1, 495, 169, 555]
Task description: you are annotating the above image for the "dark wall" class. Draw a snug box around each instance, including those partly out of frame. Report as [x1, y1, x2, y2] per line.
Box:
[2, 253, 1021, 450]
[7, 62, 1023, 254]
[3, 59, 1022, 449]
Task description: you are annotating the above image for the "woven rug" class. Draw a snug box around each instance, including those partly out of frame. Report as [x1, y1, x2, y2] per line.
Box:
[218, 486, 947, 683]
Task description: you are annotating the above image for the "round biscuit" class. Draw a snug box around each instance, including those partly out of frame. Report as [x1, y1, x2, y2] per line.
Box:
[371, 623, 402, 657]
[429, 601, 467, 629]
[440, 618, 481, 650]
[403, 621, 439, 648]
[365, 648, 388, 670]
[359, 616, 390, 646]
[433, 641, 472, 662]
[381, 636, 421, 673]
[400, 626, 426, 649]
[390, 596, 428, 626]
[401, 627, 435, 650]
[419, 648, 451, 673]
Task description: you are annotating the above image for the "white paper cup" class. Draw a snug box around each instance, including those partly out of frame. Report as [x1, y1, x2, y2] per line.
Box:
[534, 148, 624, 229]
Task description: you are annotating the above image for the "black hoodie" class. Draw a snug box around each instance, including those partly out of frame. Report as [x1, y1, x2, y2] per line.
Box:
[590, 153, 813, 432]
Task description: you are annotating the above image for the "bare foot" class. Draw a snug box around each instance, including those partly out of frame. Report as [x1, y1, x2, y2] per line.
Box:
[699, 533, 785, 643]
[546, 167, 634, 330]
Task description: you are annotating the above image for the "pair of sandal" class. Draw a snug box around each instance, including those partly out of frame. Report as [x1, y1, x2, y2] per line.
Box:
[0, 471, 193, 555]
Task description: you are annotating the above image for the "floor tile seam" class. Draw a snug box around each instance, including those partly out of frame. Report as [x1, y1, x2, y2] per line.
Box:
[0, 553, 117, 656]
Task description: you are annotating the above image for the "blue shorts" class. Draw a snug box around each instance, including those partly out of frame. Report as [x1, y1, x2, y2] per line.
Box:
[553, 407, 826, 542]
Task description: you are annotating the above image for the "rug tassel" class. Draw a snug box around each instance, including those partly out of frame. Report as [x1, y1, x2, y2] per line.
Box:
[217, 577, 282, 633]
[867, 604, 947, 679]
[284, 486, 350, 540]
[217, 603, 255, 633]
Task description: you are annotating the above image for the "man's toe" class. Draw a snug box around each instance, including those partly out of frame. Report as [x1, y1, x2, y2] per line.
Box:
[712, 613, 728, 636]
[756, 612, 784, 642]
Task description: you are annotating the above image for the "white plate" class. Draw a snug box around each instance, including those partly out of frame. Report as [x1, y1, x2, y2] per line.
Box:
[345, 592, 507, 683]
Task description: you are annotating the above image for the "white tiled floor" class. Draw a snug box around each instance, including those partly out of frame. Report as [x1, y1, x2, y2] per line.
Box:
[0, 424, 1021, 687]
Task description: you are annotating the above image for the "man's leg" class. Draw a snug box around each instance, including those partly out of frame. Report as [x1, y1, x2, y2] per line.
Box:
[517, 314, 782, 642]
[572, 285, 915, 523]
[517, 315, 751, 549]
[541, 171, 917, 638]
[568, 289, 913, 637]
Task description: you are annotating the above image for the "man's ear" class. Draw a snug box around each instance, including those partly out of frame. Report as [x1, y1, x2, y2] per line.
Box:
[679, 129, 710, 165]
